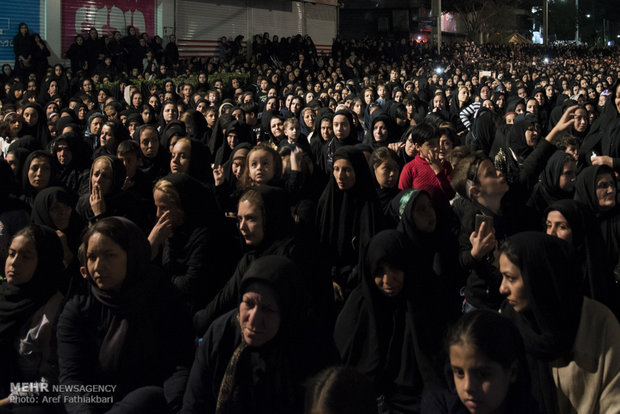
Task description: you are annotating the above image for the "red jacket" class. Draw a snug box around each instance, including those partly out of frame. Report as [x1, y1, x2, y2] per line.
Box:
[398, 154, 455, 212]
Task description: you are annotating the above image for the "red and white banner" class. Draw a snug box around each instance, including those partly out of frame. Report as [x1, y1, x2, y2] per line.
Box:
[61, 0, 154, 55]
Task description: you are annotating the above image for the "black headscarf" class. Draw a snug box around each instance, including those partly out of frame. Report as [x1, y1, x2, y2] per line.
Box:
[580, 81, 620, 162]
[470, 108, 496, 156]
[543, 199, 618, 316]
[334, 230, 441, 411]
[316, 146, 384, 274]
[573, 164, 620, 279]
[20, 103, 50, 148]
[80, 217, 168, 382]
[21, 150, 56, 210]
[248, 185, 294, 251]
[507, 113, 539, 160]
[214, 255, 327, 414]
[31, 186, 81, 251]
[528, 151, 575, 215]
[0, 225, 63, 347]
[500, 232, 583, 414]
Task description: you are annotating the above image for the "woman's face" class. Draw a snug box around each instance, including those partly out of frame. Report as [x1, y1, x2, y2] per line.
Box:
[303, 111, 315, 129]
[615, 84, 620, 113]
[100, 125, 115, 149]
[558, 159, 577, 192]
[374, 159, 399, 189]
[320, 119, 333, 142]
[514, 103, 525, 115]
[499, 254, 528, 311]
[545, 210, 572, 243]
[524, 123, 540, 147]
[595, 172, 616, 211]
[153, 189, 184, 228]
[333, 158, 356, 191]
[132, 93, 143, 108]
[237, 199, 264, 246]
[438, 134, 453, 161]
[55, 140, 73, 166]
[332, 115, 351, 140]
[405, 133, 416, 157]
[270, 117, 284, 138]
[206, 111, 217, 128]
[573, 108, 588, 133]
[170, 140, 191, 174]
[49, 201, 72, 231]
[91, 159, 114, 196]
[374, 265, 404, 297]
[450, 342, 517, 414]
[5, 235, 37, 285]
[23, 107, 38, 126]
[48, 81, 58, 95]
[231, 154, 247, 179]
[248, 150, 275, 185]
[83, 232, 127, 292]
[412, 194, 436, 233]
[149, 96, 159, 108]
[141, 108, 153, 124]
[373, 121, 388, 143]
[28, 156, 51, 190]
[163, 104, 178, 122]
[458, 88, 469, 103]
[239, 282, 280, 347]
[226, 132, 238, 149]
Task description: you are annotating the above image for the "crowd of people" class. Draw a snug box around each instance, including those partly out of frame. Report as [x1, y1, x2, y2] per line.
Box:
[0, 20, 620, 414]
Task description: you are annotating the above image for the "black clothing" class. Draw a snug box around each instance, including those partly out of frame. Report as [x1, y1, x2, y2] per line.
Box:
[527, 150, 575, 219]
[574, 165, 620, 280]
[315, 146, 385, 292]
[182, 255, 337, 414]
[158, 174, 240, 315]
[543, 199, 619, 317]
[500, 232, 583, 414]
[0, 224, 64, 395]
[335, 230, 444, 412]
[57, 217, 194, 414]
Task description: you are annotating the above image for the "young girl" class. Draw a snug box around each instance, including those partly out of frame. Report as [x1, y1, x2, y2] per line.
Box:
[421, 310, 539, 414]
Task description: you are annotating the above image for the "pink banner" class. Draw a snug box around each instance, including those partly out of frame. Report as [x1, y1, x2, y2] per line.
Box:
[62, 0, 154, 55]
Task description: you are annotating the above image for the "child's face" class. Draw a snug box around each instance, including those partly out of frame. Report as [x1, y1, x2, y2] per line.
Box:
[284, 125, 299, 142]
[248, 150, 275, 185]
[450, 342, 517, 414]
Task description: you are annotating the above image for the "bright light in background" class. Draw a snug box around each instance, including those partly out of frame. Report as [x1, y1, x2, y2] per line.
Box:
[586, 14, 591, 18]
[544, 57, 549, 63]
[435, 67, 443, 75]
[417, 35, 422, 40]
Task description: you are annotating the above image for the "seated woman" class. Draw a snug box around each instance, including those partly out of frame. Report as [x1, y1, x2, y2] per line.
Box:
[335, 229, 446, 412]
[31, 187, 81, 276]
[498, 232, 620, 413]
[194, 185, 333, 337]
[21, 150, 56, 211]
[148, 173, 240, 315]
[574, 164, 620, 278]
[544, 199, 620, 318]
[75, 155, 148, 231]
[0, 225, 65, 409]
[182, 255, 337, 414]
[169, 137, 214, 185]
[57, 217, 195, 414]
[316, 146, 384, 297]
[527, 150, 577, 219]
[421, 310, 540, 414]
